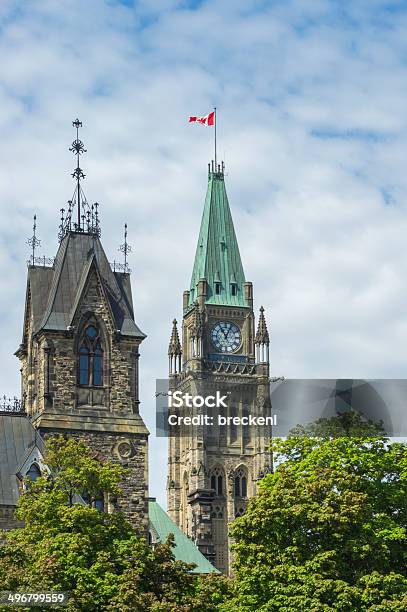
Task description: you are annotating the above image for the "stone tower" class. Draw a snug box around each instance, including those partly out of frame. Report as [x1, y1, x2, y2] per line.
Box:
[167, 162, 272, 574]
[15, 120, 149, 532]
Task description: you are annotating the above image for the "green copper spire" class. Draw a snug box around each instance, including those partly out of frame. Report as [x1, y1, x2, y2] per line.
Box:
[189, 164, 246, 307]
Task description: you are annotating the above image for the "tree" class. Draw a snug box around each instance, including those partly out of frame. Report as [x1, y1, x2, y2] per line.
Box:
[288, 409, 385, 439]
[0, 436, 230, 611]
[225, 416, 407, 611]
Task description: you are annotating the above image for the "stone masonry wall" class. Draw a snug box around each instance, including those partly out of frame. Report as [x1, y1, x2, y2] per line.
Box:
[41, 430, 149, 535]
[25, 264, 148, 533]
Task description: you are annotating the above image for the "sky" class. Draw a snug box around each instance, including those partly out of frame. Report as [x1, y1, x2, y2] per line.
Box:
[0, 0, 407, 506]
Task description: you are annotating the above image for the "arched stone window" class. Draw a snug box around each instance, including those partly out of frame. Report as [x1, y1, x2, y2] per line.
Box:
[210, 466, 224, 496]
[234, 466, 248, 498]
[78, 324, 104, 387]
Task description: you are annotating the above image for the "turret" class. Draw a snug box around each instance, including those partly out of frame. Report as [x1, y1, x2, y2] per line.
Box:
[168, 319, 182, 375]
[255, 306, 270, 366]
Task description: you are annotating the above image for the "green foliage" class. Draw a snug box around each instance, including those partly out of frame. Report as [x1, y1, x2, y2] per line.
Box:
[0, 436, 230, 611]
[226, 416, 407, 611]
[288, 410, 385, 440]
[4, 419, 404, 611]
[106, 537, 231, 611]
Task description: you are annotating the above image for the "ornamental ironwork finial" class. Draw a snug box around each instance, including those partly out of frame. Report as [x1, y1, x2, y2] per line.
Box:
[118, 223, 132, 272]
[69, 118, 86, 230]
[58, 119, 101, 241]
[27, 214, 41, 265]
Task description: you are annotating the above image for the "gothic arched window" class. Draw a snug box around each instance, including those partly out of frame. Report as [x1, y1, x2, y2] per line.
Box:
[234, 467, 248, 498]
[26, 463, 41, 482]
[78, 324, 104, 387]
[235, 505, 246, 518]
[210, 467, 224, 497]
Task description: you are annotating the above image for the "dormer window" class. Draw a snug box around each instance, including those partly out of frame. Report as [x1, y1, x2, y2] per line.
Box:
[78, 324, 104, 387]
[214, 271, 221, 296]
[26, 463, 41, 482]
[230, 272, 238, 297]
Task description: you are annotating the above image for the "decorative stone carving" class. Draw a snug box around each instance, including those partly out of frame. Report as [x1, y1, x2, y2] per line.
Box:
[116, 440, 134, 459]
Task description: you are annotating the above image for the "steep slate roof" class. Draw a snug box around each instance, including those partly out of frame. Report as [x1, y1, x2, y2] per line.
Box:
[148, 499, 219, 574]
[189, 169, 246, 307]
[0, 414, 44, 506]
[25, 231, 145, 340]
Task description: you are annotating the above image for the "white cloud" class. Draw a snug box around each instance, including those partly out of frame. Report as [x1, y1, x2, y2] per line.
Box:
[0, 0, 407, 505]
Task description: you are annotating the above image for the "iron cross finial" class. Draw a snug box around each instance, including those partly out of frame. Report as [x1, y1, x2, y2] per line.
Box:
[27, 214, 41, 265]
[69, 118, 87, 230]
[119, 223, 132, 272]
[58, 119, 101, 242]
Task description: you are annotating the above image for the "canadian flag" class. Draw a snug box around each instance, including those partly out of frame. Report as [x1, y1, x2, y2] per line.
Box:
[189, 111, 215, 126]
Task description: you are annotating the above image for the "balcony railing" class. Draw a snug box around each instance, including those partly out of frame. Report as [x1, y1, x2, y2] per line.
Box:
[110, 260, 131, 273]
[0, 396, 25, 413]
[27, 256, 55, 268]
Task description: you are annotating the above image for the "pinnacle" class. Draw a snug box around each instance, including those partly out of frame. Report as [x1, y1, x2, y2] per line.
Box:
[255, 306, 270, 345]
[168, 319, 182, 356]
[190, 302, 203, 338]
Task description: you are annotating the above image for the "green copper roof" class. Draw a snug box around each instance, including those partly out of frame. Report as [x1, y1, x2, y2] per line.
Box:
[189, 170, 246, 307]
[148, 500, 219, 574]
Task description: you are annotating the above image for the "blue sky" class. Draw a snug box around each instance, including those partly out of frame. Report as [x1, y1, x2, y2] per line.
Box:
[1, 0, 407, 505]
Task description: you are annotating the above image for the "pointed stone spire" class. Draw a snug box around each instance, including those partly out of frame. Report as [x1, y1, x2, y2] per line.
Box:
[255, 306, 270, 345]
[168, 319, 182, 356]
[188, 166, 246, 307]
[168, 319, 182, 375]
[255, 306, 270, 366]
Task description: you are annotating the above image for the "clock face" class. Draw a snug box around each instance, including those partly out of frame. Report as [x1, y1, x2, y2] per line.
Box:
[211, 321, 241, 353]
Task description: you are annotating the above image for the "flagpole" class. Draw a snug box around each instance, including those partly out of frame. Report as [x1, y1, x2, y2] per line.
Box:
[214, 107, 217, 168]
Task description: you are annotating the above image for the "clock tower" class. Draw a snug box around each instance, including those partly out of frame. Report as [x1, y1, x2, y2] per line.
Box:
[167, 162, 272, 574]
